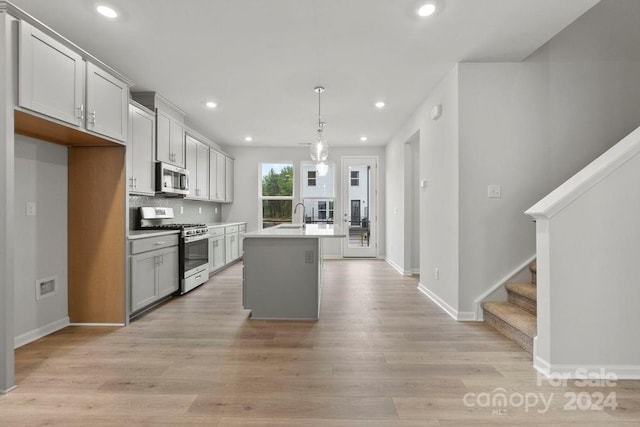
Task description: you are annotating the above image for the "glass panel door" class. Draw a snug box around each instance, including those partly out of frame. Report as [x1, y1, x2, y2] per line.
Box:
[342, 157, 377, 257]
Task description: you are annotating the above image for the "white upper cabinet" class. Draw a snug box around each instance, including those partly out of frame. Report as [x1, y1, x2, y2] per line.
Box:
[19, 21, 84, 127]
[209, 149, 225, 202]
[196, 141, 210, 200]
[225, 157, 234, 203]
[18, 21, 130, 143]
[85, 62, 129, 141]
[128, 102, 156, 195]
[132, 92, 186, 168]
[185, 134, 210, 200]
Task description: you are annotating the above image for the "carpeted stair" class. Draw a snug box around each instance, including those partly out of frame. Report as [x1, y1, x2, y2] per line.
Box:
[482, 262, 537, 353]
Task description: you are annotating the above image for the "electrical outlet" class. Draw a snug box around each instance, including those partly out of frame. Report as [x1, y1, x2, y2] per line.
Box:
[180, 206, 184, 214]
[434, 268, 440, 280]
[305, 250, 314, 263]
[26, 201, 36, 216]
[215, 207, 218, 214]
[487, 185, 502, 198]
[198, 207, 202, 214]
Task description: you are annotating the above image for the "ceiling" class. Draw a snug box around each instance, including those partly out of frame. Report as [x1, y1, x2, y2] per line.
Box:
[10, 0, 599, 147]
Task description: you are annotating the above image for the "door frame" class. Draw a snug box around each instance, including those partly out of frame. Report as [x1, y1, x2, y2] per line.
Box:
[341, 156, 378, 258]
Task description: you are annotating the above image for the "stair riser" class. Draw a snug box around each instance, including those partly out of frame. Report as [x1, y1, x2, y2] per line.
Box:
[507, 292, 536, 316]
[483, 309, 533, 354]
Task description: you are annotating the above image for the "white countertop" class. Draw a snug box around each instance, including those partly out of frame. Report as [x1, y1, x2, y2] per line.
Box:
[244, 223, 346, 239]
[128, 221, 246, 240]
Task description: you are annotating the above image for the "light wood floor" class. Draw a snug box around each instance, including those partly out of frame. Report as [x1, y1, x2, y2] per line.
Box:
[2, 260, 639, 426]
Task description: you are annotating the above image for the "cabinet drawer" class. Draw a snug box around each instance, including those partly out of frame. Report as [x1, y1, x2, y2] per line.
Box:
[208, 226, 224, 237]
[239, 223, 246, 232]
[131, 234, 179, 254]
[225, 225, 239, 234]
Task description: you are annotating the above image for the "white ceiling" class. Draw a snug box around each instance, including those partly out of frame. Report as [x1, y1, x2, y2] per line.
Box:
[10, 0, 599, 147]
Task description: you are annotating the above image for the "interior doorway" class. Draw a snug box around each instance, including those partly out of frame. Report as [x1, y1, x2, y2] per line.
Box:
[404, 132, 420, 275]
[342, 156, 377, 257]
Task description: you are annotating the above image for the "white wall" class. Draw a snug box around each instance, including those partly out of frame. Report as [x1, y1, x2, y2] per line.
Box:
[14, 135, 68, 346]
[221, 145, 385, 258]
[457, 62, 549, 314]
[385, 65, 460, 312]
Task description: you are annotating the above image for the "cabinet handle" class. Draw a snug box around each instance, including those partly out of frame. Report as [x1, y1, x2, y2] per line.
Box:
[134, 177, 138, 188]
[89, 111, 96, 126]
[129, 177, 134, 188]
[77, 104, 84, 121]
[195, 275, 201, 280]
[154, 241, 166, 245]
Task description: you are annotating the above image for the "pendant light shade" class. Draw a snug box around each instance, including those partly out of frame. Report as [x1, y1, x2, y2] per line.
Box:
[316, 161, 329, 176]
[310, 86, 329, 163]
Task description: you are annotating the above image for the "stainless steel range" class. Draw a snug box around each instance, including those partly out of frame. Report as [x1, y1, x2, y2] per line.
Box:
[139, 207, 209, 294]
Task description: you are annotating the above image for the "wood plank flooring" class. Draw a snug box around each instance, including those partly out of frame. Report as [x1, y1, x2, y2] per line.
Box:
[2, 260, 639, 426]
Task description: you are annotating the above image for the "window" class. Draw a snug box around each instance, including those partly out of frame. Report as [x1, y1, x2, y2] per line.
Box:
[301, 162, 335, 224]
[259, 163, 294, 228]
[350, 170, 359, 186]
[307, 170, 317, 187]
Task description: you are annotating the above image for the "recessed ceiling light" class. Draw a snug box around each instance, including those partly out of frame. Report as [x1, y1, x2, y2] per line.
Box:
[360, 136, 368, 142]
[244, 136, 253, 142]
[417, 2, 437, 17]
[375, 101, 386, 109]
[206, 101, 218, 109]
[96, 5, 118, 19]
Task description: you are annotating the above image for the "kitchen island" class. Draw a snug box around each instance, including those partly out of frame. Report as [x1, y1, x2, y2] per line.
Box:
[242, 223, 345, 320]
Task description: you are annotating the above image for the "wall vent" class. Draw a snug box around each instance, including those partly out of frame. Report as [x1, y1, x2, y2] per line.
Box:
[36, 276, 58, 300]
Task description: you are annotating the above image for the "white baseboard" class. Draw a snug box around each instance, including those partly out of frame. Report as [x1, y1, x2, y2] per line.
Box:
[417, 283, 474, 321]
[534, 356, 640, 380]
[473, 254, 537, 320]
[322, 255, 342, 260]
[1, 385, 17, 394]
[14, 317, 69, 348]
[385, 258, 410, 276]
[68, 323, 125, 327]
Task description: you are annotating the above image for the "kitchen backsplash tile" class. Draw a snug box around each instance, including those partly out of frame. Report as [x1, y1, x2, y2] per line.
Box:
[129, 196, 222, 229]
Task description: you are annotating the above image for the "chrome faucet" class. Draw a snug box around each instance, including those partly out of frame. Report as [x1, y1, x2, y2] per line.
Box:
[294, 202, 306, 229]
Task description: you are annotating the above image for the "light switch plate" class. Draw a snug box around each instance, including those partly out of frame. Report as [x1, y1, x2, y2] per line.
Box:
[487, 185, 502, 198]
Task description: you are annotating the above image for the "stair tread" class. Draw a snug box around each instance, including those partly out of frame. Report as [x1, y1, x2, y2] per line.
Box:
[482, 301, 537, 338]
[506, 282, 537, 301]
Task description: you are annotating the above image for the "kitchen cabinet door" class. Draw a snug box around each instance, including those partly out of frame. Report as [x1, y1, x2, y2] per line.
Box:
[131, 251, 158, 312]
[225, 157, 234, 203]
[186, 135, 210, 200]
[171, 119, 185, 168]
[85, 62, 129, 142]
[197, 142, 210, 200]
[157, 246, 179, 298]
[156, 109, 172, 164]
[128, 103, 155, 195]
[225, 232, 239, 264]
[156, 109, 185, 168]
[19, 21, 84, 127]
[216, 151, 226, 202]
[185, 136, 198, 198]
[212, 236, 226, 271]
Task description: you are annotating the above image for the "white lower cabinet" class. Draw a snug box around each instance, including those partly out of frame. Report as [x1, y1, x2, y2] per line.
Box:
[208, 235, 225, 273]
[225, 225, 240, 263]
[130, 234, 179, 314]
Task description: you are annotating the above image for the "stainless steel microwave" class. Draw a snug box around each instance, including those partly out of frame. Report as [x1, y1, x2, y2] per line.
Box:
[156, 162, 189, 196]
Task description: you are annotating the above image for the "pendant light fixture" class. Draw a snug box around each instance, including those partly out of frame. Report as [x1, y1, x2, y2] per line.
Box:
[310, 86, 329, 174]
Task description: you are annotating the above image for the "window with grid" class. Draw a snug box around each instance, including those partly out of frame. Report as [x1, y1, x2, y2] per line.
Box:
[307, 170, 317, 187]
[259, 163, 294, 229]
[350, 170, 359, 186]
